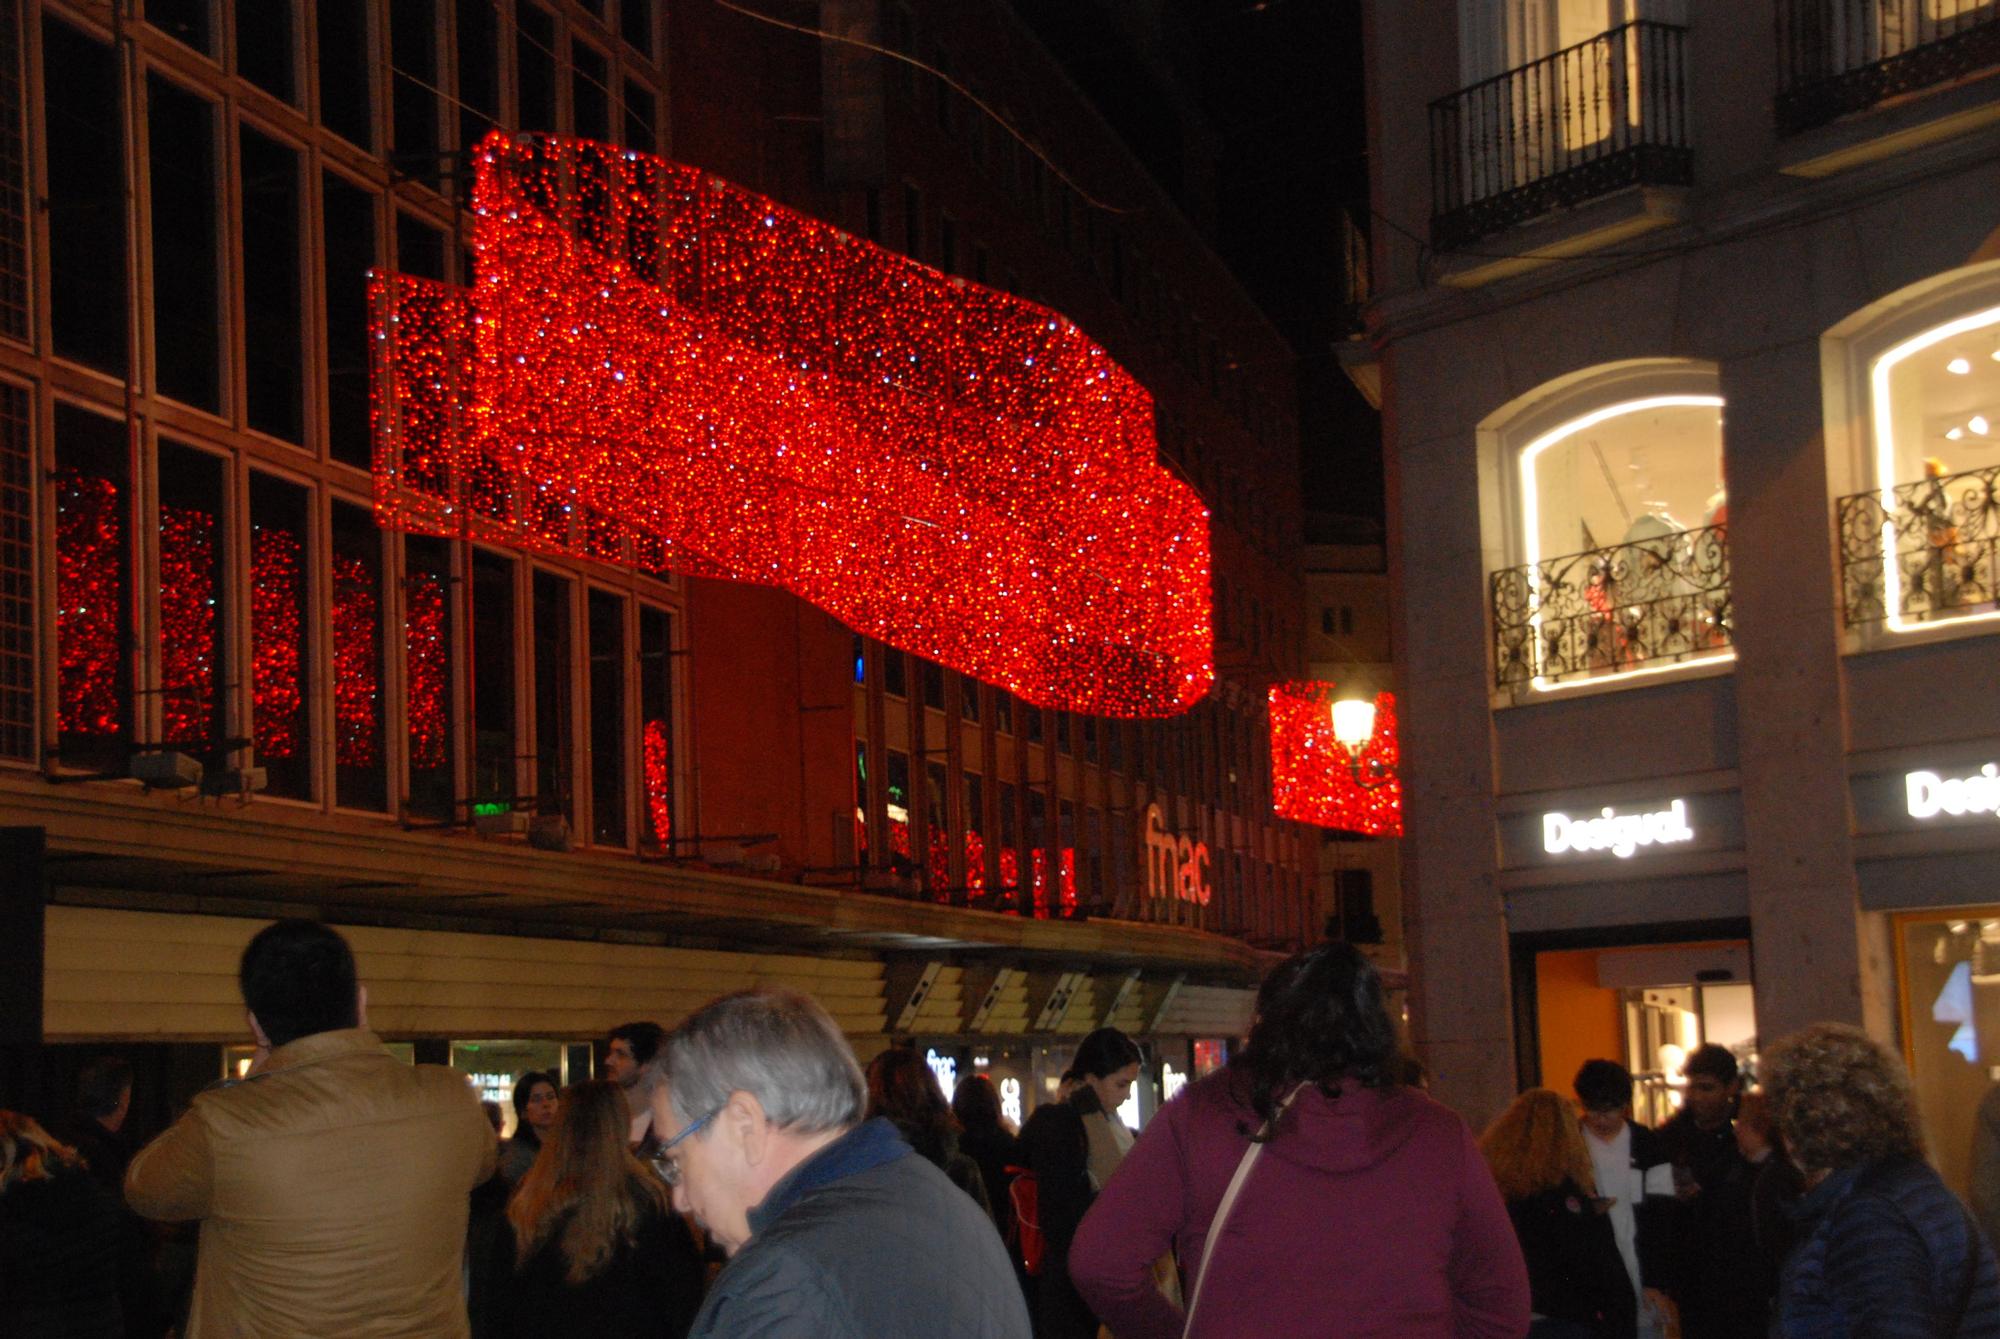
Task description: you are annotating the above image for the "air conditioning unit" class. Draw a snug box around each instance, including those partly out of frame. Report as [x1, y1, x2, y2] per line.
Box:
[130, 752, 202, 789]
[527, 815, 572, 852]
[202, 766, 268, 798]
[474, 809, 527, 837]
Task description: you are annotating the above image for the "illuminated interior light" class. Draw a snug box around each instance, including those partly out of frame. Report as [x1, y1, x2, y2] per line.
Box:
[1972, 415, 1991, 437]
[1516, 395, 1725, 690]
[1948, 357, 1972, 375]
[370, 132, 1213, 719]
[1871, 304, 2000, 634]
[1268, 681, 1402, 837]
[1947, 427, 1966, 441]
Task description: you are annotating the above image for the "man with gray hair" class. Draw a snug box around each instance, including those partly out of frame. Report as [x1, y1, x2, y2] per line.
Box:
[648, 988, 1029, 1338]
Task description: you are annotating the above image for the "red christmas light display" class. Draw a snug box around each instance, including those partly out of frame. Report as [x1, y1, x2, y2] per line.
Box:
[54, 471, 123, 739]
[331, 555, 381, 767]
[405, 573, 448, 770]
[370, 132, 1212, 719]
[643, 717, 672, 844]
[1267, 681, 1403, 837]
[963, 831, 985, 899]
[159, 504, 217, 747]
[251, 527, 304, 759]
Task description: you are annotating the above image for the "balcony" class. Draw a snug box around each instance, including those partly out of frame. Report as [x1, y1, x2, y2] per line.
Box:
[1429, 21, 1692, 254]
[1838, 462, 2000, 629]
[1491, 524, 1732, 691]
[1777, 0, 2000, 137]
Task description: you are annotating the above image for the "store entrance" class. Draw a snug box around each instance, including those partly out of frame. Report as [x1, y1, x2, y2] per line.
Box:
[1528, 939, 1756, 1126]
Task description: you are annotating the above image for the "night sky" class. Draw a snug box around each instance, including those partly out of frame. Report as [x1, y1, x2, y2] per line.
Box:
[1008, 0, 1382, 526]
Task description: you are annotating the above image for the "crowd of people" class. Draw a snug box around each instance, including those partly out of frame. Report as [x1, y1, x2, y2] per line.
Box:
[4, 919, 2000, 1338]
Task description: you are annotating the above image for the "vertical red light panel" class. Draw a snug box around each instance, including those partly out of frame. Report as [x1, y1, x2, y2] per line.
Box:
[643, 717, 672, 845]
[251, 527, 304, 759]
[53, 470, 123, 739]
[159, 504, 217, 747]
[331, 555, 381, 767]
[1267, 681, 1403, 837]
[405, 573, 448, 770]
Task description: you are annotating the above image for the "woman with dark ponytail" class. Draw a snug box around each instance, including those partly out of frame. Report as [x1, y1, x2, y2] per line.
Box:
[1068, 942, 1530, 1339]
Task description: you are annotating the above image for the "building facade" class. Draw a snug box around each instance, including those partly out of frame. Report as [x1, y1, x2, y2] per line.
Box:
[0, 0, 1310, 1132]
[1362, 0, 2000, 1175]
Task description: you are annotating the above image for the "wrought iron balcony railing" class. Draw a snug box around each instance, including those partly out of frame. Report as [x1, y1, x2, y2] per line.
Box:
[1430, 21, 1692, 253]
[1838, 463, 2000, 627]
[1777, 0, 2000, 135]
[1491, 524, 1732, 690]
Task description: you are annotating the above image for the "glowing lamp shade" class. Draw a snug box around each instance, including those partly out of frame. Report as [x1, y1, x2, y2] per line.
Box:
[1268, 681, 1402, 837]
[1330, 697, 1377, 752]
[369, 132, 1213, 718]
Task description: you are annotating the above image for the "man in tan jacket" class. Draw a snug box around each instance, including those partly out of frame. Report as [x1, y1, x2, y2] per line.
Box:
[127, 919, 496, 1338]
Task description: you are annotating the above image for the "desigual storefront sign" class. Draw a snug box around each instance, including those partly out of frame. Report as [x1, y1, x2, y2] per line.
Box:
[1143, 803, 1212, 906]
[1543, 800, 1696, 859]
[1905, 764, 2000, 821]
[1498, 791, 1739, 871]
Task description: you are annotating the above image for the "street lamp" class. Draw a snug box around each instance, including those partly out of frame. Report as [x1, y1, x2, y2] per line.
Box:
[1329, 695, 1392, 790]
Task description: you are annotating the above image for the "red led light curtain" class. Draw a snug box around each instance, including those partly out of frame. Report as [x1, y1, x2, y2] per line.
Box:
[1267, 681, 1402, 837]
[371, 133, 1212, 718]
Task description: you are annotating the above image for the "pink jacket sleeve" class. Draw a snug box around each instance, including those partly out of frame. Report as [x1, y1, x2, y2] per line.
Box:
[1447, 1124, 1532, 1339]
[1069, 1103, 1191, 1339]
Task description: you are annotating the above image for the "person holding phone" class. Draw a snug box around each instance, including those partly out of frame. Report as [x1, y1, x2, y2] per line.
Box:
[1482, 1089, 1636, 1339]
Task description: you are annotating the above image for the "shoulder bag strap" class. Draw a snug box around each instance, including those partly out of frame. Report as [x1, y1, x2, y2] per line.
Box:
[1183, 1083, 1306, 1337]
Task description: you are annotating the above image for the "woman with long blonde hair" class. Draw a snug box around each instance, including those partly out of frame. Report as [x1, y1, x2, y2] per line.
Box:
[1481, 1089, 1636, 1339]
[491, 1080, 704, 1338]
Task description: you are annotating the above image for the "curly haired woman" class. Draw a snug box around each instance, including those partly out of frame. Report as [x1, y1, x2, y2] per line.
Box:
[1764, 1023, 2000, 1338]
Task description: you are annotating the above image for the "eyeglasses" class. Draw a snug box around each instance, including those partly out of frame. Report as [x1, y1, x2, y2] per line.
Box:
[648, 1107, 720, 1187]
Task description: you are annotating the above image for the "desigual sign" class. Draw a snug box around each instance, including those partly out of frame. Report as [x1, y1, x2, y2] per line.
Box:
[1143, 803, 1212, 905]
[1542, 800, 1695, 860]
[1906, 765, 2000, 821]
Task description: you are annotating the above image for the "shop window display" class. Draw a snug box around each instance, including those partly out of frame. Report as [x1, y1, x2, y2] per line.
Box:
[1898, 913, 2000, 1200]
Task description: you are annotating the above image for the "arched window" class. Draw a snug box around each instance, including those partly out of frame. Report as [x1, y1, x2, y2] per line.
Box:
[1483, 363, 1730, 696]
[1831, 266, 2000, 638]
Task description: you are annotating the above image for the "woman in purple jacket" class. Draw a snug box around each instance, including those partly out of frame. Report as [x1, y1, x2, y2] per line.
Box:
[1069, 943, 1530, 1339]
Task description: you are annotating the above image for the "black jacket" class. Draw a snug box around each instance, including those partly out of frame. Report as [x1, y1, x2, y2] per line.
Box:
[488, 1198, 705, 1339]
[1021, 1096, 1099, 1339]
[0, 1164, 127, 1339]
[1660, 1111, 1770, 1338]
[1780, 1157, 2000, 1339]
[1506, 1180, 1637, 1339]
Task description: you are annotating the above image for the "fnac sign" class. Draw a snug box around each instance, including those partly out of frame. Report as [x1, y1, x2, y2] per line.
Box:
[1144, 803, 1212, 906]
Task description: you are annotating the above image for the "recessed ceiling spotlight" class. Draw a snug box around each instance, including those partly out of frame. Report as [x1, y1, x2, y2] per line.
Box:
[1947, 427, 1966, 440]
[1948, 357, 1973, 375]
[1971, 415, 1992, 436]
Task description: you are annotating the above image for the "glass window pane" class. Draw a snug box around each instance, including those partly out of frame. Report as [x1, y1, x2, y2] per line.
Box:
[471, 550, 516, 805]
[240, 128, 303, 443]
[147, 76, 221, 413]
[390, 0, 440, 189]
[620, 0, 653, 56]
[316, 0, 373, 149]
[960, 674, 980, 723]
[157, 442, 227, 751]
[886, 750, 911, 865]
[921, 659, 944, 711]
[404, 533, 456, 820]
[44, 19, 127, 378]
[622, 78, 655, 149]
[322, 175, 377, 468]
[150, 0, 216, 56]
[455, 0, 500, 154]
[517, 4, 557, 133]
[331, 500, 386, 808]
[926, 760, 948, 897]
[250, 472, 312, 799]
[853, 739, 869, 864]
[236, 0, 296, 104]
[639, 605, 673, 849]
[963, 771, 984, 899]
[573, 42, 609, 141]
[587, 588, 626, 844]
[53, 405, 130, 770]
[883, 644, 906, 698]
[532, 570, 574, 822]
[998, 780, 1018, 895]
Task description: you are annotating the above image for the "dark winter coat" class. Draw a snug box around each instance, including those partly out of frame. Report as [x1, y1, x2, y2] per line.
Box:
[1021, 1095, 1099, 1339]
[1506, 1180, 1636, 1339]
[1779, 1157, 2000, 1339]
[0, 1164, 126, 1339]
[488, 1199, 705, 1339]
[686, 1117, 1028, 1339]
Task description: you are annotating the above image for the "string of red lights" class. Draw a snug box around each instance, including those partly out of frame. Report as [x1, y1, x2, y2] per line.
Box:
[159, 505, 217, 749]
[53, 471, 123, 741]
[251, 527, 305, 760]
[1267, 681, 1403, 837]
[372, 132, 1213, 719]
[330, 555, 382, 768]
